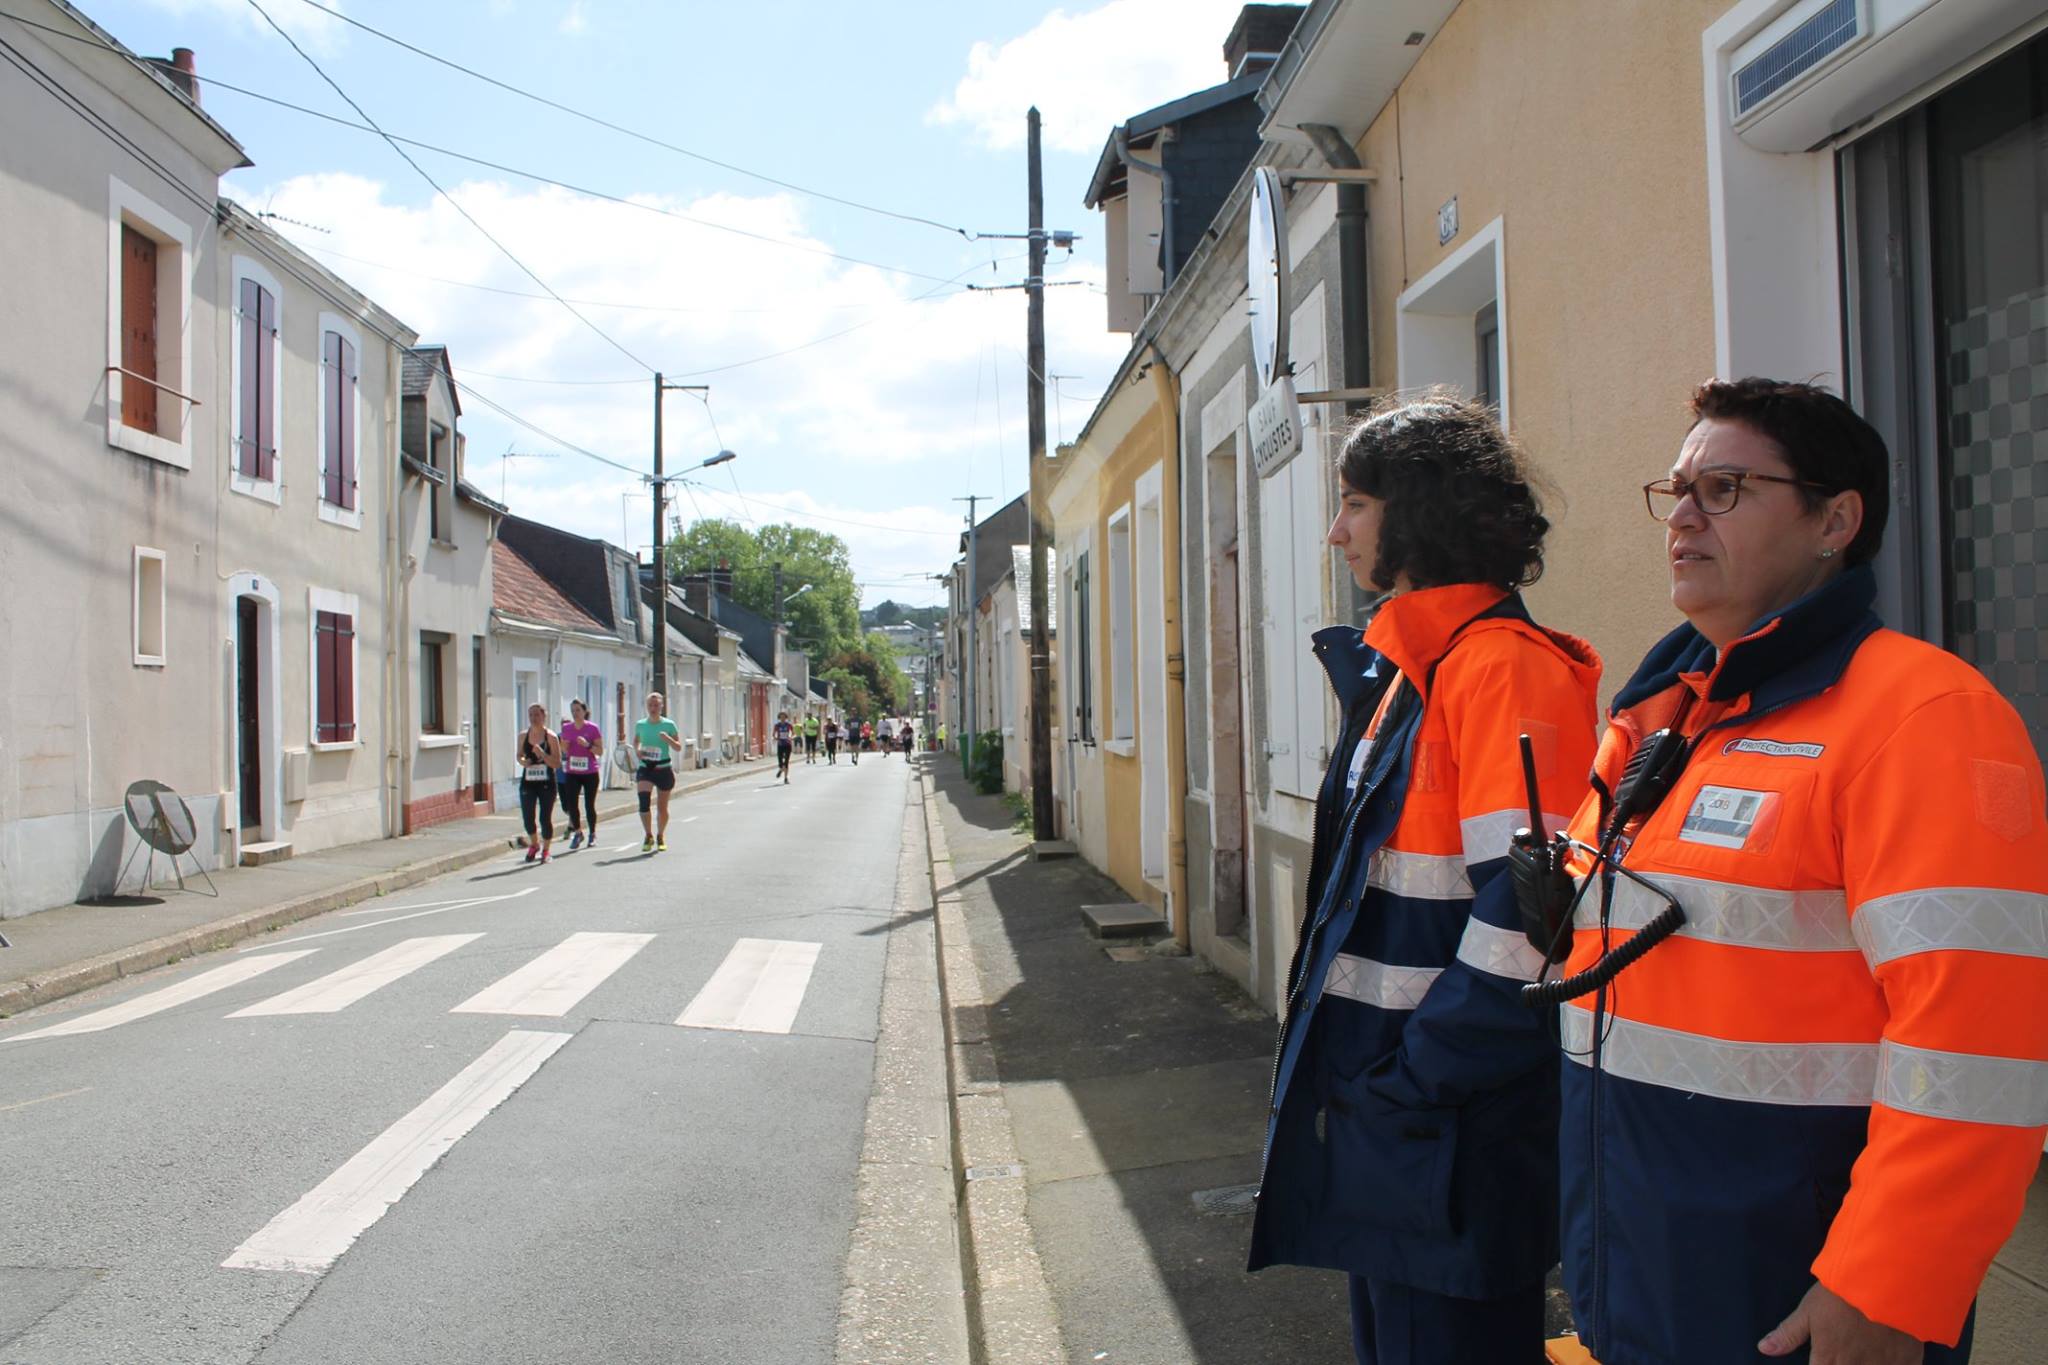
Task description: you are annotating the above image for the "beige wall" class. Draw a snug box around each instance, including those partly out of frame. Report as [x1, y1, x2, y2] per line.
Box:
[1359, 0, 1729, 688]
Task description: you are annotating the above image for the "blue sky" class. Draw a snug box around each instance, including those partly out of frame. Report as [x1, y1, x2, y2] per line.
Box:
[83, 0, 1254, 604]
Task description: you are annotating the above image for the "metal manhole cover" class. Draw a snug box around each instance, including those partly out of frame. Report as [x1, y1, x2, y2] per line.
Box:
[1191, 1183, 1258, 1217]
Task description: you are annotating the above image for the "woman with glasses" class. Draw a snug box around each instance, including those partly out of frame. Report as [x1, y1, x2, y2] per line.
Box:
[1249, 395, 1602, 1365]
[1552, 379, 2048, 1365]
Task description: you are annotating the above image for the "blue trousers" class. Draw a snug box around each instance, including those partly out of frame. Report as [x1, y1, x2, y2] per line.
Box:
[1349, 1276, 1545, 1365]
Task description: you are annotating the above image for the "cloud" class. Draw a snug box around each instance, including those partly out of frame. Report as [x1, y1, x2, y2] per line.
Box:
[928, 0, 1250, 153]
[558, 1, 588, 35]
[229, 172, 1130, 605]
[134, 0, 348, 52]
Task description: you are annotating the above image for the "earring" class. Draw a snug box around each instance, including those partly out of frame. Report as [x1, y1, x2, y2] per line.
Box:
[1818, 548, 1837, 560]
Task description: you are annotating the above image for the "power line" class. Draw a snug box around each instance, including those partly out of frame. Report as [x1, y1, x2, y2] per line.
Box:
[244, 0, 655, 374]
[676, 482, 962, 539]
[287, 0, 983, 239]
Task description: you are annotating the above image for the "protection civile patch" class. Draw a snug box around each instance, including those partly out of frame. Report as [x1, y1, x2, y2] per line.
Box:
[1678, 785, 1779, 850]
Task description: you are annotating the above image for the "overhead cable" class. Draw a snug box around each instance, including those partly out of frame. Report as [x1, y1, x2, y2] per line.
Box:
[243, 0, 655, 374]
[287, 0, 983, 239]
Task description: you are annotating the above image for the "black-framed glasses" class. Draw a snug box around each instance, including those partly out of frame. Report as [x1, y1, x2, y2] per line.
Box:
[1642, 470, 1835, 520]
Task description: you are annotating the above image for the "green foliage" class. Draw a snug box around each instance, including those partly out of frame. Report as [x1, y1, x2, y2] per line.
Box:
[820, 634, 912, 716]
[966, 730, 1004, 795]
[666, 519, 861, 657]
[870, 599, 902, 626]
[863, 600, 945, 632]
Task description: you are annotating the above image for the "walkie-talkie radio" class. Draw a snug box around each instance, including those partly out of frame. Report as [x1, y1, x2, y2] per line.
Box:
[1508, 733, 1575, 964]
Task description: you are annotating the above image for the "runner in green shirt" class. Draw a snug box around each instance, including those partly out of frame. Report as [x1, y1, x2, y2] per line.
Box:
[803, 712, 821, 765]
[632, 693, 683, 852]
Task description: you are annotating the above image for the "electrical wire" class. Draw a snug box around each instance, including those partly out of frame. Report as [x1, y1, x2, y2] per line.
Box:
[243, 0, 655, 374]
[0, 13, 972, 288]
[676, 482, 962, 539]
[286, 0, 983, 239]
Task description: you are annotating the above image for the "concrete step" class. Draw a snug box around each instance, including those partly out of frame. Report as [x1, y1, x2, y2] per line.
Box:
[238, 840, 293, 868]
[1081, 901, 1167, 940]
[1031, 839, 1078, 862]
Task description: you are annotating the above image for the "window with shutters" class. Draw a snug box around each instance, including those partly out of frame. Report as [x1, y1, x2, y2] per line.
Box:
[310, 590, 359, 747]
[231, 259, 283, 503]
[1105, 506, 1134, 746]
[318, 314, 364, 530]
[106, 179, 195, 468]
[420, 632, 449, 734]
[1069, 547, 1095, 743]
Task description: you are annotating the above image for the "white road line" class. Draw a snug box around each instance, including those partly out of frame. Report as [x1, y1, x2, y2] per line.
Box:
[248, 889, 537, 950]
[0, 1086, 93, 1114]
[6, 953, 317, 1042]
[675, 939, 822, 1034]
[612, 840, 642, 851]
[680, 817, 699, 824]
[451, 932, 654, 1016]
[338, 888, 534, 919]
[223, 1028, 571, 1274]
[230, 935, 483, 1017]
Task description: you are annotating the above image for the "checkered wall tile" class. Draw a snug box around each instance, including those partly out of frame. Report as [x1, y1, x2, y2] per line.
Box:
[1946, 284, 2048, 757]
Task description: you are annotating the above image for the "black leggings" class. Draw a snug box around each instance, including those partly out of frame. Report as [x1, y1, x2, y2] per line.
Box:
[560, 772, 598, 833]
[519, 779, 556, 841]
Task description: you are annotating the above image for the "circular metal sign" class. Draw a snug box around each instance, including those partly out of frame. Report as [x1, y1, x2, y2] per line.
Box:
[1247, 166, 1291, 391]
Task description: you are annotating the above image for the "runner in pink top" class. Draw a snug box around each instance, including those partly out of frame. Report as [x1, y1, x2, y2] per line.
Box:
[559, 699, 605, 850]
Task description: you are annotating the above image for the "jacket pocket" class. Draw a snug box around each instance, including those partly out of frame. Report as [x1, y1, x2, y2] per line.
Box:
[1321, 1071, 1459, 1239]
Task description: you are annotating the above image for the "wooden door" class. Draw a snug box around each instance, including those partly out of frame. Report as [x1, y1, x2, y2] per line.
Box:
[120, 225, 158, 433]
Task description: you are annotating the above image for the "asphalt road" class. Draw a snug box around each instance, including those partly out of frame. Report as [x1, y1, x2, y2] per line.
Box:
[0, 749, 918, 1365]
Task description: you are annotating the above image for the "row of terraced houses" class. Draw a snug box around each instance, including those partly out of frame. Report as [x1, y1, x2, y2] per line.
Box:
[0, 0, 834, 920]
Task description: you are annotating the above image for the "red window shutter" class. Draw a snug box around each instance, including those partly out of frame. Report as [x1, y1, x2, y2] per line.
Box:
[256, 284, 278, 480]
[121, 226, 159, 434]
[315, 611, 337, 741]
[237, 278, 259, 476]
[339, 336, 358, 511]
[336, 613, 356, 740]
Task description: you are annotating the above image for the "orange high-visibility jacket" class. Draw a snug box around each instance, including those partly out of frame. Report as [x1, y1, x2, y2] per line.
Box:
[1557, 566, 2048, 1361]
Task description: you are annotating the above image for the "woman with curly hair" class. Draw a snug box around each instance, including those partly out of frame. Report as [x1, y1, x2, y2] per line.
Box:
[1248, 395, 1603, 1364]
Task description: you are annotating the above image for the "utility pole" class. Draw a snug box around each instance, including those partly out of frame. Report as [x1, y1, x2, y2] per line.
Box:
[955, 494, 983, 774]
[1025, 106, 1055, 840]
[650, 375, 715, 700]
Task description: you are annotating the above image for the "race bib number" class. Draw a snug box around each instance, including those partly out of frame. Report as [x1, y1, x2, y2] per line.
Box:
[567, 756, 592, 774]
[522, 764, 550, 782]
[1679, 785, 1778, 850]
[639, 745, 667, 763]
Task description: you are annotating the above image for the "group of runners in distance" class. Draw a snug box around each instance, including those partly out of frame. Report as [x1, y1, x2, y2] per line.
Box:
[514, 691, 925, 856]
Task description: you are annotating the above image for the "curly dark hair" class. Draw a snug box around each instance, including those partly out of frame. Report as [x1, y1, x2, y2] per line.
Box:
[1687, 377, 1889, 566]
[1336, 393, 1549, 591]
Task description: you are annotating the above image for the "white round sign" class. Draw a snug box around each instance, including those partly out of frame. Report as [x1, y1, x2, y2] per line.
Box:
[1247, 166, 1291, 392]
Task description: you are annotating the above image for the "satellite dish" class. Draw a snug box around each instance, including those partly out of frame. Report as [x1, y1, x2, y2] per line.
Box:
[1247, 167, 1291, 391]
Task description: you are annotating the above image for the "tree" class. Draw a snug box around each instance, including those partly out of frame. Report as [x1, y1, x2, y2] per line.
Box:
[870, 599, 903, 626]
[822, 633, 912, 716]
[667, 519, 862, 657]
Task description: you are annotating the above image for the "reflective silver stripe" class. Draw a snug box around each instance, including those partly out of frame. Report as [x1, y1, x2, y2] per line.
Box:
[1323, 953, 1441, 1011]
[1574, 873, 1854, 952]
[1459, 808, 1567, 867]
[1456, 917, 1549, 982]
[1852, 888, 2048, 968]
[1876, 1040, 2048, 1128]
[1369, 848, 1471, 901]
[1559, 1007, 1878, 1107]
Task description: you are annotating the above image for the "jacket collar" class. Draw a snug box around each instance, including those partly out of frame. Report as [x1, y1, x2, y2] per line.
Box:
[1610, 564, 1882, 717]
[1313, 583, 1512, 713]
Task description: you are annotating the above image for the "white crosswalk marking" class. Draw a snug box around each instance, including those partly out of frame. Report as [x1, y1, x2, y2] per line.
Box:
[223, 1028, 571, 1274]
[6, 952, 317, 1042]
[451, 932, 654, 1016]
[229, 935, 483, 1017]
[676, 939, 822, 1034]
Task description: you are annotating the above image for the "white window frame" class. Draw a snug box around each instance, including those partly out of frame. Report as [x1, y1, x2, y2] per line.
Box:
[1396, 216, 1511, 425]
[106, 177, 196, 469]
[133, 545, 167, 667]
[317, 312, 365, 531]
[229, 255, 286, 505]
[307, 586, 361, 751]
[1260, 285, 1333, 801]
[1105, 502, 1135, 750]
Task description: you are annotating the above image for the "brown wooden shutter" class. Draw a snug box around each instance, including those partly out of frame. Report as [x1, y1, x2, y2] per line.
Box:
[256, 284, 278, 480]
[339, 336, 358, 511]
[315, 611, 336, 741]
[121, 225, 158, 434]
[237, 278, 259, 476]
[335, 613, 356, 740]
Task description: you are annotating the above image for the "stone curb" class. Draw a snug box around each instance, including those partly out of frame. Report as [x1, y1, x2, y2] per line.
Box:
[0, 765, 761, 1018]
[919, 771, 1064, 1365]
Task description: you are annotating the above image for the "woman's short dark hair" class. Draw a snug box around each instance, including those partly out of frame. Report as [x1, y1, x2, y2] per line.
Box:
[1688, 378, 1890, 565]
[1336, 393, 1549, 591]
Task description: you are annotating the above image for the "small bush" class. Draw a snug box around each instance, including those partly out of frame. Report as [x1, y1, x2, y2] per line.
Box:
[966, 731, 1004, 794]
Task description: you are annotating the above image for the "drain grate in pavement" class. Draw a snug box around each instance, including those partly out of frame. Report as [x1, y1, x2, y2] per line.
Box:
[1191, 1183, 1259, 1217]
[965, 1163, 1024, 1182]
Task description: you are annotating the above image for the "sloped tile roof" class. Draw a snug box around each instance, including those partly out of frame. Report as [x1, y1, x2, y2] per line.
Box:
[493, 539, 605, 632]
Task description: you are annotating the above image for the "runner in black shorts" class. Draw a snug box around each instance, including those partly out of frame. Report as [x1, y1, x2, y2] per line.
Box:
[773, 711, 796, 784]
[633, 693, 682, 852]
[824, 717, 840, 764]
[516, 704, 562, 863]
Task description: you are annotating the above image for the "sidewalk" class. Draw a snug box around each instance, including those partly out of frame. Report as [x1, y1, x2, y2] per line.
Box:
[0, 760, 763, 1018]
[920, 759, 2048, 1365]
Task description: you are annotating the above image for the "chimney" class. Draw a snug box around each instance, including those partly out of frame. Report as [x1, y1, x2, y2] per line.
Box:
[681, 574, 715, 621]
[1223, 5, 1303, 81]
[149, 48, 201, 104]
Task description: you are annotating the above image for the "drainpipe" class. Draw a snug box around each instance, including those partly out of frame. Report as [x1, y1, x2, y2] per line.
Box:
[1301, 124, 1372, 415]
[1147, 340, 1192, 952]
[382, 343, 405, 838]
[1116, 128, 1178, 290]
